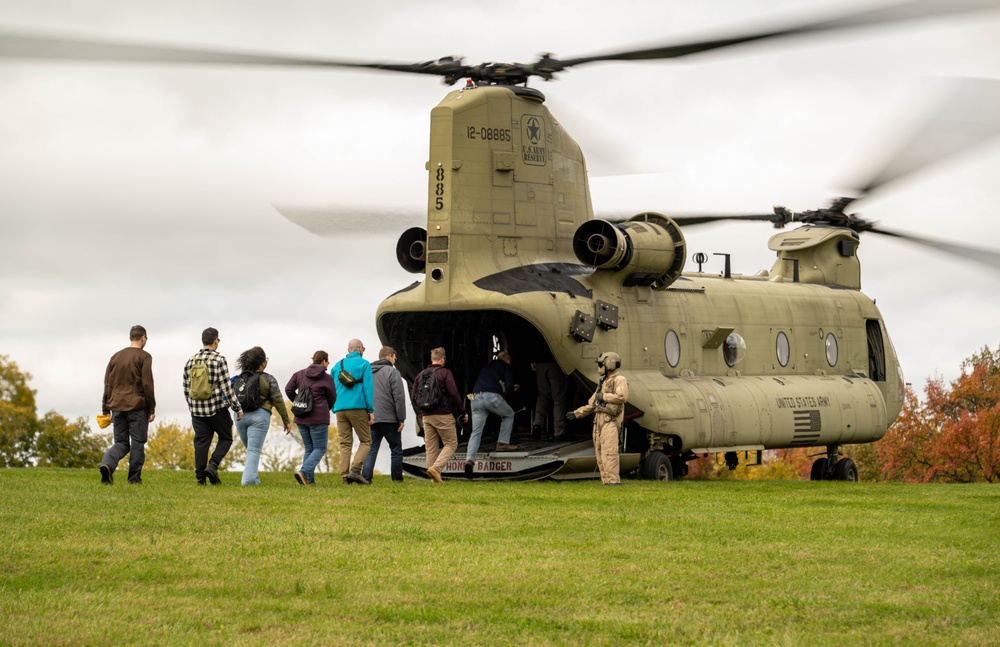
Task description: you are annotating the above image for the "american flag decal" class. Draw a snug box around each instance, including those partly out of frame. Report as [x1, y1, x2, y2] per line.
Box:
[791, 409, 821, 446]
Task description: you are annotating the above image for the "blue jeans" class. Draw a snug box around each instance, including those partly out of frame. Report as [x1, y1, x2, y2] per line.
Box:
[362, 422, 403, 481]
[466, 392, 514, 460]
[298, 423, 328, 483]
[235, 408, 270, 486]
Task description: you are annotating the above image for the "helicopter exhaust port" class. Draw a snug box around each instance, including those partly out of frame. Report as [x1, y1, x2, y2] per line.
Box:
[396, 226, 427, 273]
[572, 212, 687, 288]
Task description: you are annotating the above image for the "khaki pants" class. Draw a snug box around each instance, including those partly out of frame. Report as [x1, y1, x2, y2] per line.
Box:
[593, 416, 621, 484]
[423, 414, 457, 471]
[337, 409, 372, 477]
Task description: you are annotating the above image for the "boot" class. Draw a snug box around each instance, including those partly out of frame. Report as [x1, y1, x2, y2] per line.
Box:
[345, 468, 370, 485]
[495, 443, 519, 452]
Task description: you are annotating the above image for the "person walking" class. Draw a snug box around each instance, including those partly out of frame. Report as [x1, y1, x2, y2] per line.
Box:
[464, 350, 517, 478]
[411, 347, 467, 483]
[183, 327, 242, 485]
[232, 346, 291, 486]
[332, 339, 374, 485]
[285, 350, 338, 485]
[362, 346, 407, 482]
[566, 351, 629, 485]
[99, 324, 155, 485]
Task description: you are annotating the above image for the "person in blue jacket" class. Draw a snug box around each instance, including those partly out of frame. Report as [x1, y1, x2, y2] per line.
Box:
[332, 338, 374, 485]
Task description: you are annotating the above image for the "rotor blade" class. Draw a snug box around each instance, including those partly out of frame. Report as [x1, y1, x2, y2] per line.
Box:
[848, 77, 1000, 197]
[868, 225, 1000, 271]
[667, 213, 782, 227]
[555, 0, 1000, 68]
[276, 205, 423, 238]
[0, 30, 468, 77]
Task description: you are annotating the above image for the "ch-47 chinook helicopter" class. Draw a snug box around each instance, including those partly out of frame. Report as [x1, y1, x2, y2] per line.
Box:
[6, 0, 1000, 482]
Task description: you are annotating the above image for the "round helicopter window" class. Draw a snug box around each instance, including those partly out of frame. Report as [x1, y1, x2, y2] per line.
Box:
[825, 332, 839, 366]
[776, 331, 790, 367]
[724, 332, 746, 367]
[665, 330, 681, 367]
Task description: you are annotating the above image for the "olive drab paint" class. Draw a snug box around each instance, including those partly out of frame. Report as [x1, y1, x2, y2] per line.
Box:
[377, 85, 904, 481]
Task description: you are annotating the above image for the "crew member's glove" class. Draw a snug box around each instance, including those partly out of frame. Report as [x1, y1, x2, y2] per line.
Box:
[565, 412, 576, 421]
[595, 392, 605, 405]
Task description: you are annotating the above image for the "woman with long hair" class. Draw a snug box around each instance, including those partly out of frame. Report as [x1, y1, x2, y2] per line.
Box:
[233, 346, 290, 485]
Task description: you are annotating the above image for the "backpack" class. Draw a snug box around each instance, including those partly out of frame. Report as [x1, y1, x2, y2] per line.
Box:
[291, 383, 314, 416]
[413, 366, 443, 412]
[189, 357, 213, 400]
[234, 371, 265, 412]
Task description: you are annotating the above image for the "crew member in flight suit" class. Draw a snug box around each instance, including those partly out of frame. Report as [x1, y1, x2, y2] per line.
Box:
[566, 351, 629, 485]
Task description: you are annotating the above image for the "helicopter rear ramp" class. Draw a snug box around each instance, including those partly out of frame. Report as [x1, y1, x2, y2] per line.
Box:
[401, 438, 640, 481]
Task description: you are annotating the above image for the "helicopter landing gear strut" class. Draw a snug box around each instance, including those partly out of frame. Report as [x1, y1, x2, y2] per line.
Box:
[810, 445, 859, 482]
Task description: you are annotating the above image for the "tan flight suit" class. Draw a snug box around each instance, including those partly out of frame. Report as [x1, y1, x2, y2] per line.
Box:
[572, 371, 629, 484]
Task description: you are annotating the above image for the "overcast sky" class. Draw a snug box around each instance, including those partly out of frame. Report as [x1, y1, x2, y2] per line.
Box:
[2, 0, 999, 471]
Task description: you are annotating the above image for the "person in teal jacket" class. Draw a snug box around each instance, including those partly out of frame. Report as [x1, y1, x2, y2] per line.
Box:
[332, 339, 374, 484]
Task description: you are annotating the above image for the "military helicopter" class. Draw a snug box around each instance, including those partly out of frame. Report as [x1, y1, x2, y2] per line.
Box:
[6, 0, 1000, 482]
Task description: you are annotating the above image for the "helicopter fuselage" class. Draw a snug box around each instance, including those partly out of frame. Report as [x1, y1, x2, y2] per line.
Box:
[376, 84, 904, 480]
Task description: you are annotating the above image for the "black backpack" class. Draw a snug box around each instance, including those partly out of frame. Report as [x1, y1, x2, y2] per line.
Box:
[234, 371, 265, 412]
[413, 366, 443, 412]
[291, 382, 314, 416]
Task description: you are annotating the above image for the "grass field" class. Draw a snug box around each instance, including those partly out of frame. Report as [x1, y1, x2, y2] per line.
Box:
[1, 469, 997, 646]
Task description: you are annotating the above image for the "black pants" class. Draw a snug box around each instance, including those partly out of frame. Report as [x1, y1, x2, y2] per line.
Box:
[102, 409, 148, 483]
[191, 409, 234, 482]
[363, 422, 403, 481]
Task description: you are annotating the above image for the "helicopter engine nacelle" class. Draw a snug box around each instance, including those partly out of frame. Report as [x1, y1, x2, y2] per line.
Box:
[396, 226, 428, 274]
[572, 212, 686, 288]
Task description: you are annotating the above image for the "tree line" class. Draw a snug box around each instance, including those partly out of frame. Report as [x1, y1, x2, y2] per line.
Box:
[2, 347, 997, 481]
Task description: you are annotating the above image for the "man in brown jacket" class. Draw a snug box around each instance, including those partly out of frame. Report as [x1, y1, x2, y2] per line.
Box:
[567, 351, 628, 485]
[99, 325, 155, 484]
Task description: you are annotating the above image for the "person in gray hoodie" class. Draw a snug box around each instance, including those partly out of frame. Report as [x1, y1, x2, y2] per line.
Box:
[361, 346, 407, 482]
[284, 350, 338, 485]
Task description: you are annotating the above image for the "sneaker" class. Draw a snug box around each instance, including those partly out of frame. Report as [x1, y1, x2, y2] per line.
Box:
[294, 471, 307, 486]
[426, 466, 443, 483]
[343, 477, 352, 485]
[495, 443, 519, 452]
[205, 463, 222, 485]
[99, 464, 113, 485]
[464, 461, 474, 478]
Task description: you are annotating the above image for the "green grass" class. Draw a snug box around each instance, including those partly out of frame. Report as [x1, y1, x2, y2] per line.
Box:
[1, 469, 998, 646]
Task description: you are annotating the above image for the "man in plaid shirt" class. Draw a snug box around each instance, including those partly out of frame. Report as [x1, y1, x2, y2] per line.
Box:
[183, 327, 243, 485]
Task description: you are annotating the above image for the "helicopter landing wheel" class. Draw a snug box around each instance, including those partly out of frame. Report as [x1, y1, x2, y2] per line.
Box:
[833, 457, 859, 482]
[642, 451, 673, 482]
[810, 458, 829, 481]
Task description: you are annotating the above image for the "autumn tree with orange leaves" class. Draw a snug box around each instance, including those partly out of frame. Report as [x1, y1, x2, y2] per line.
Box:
[874, 345, 1000, 483]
